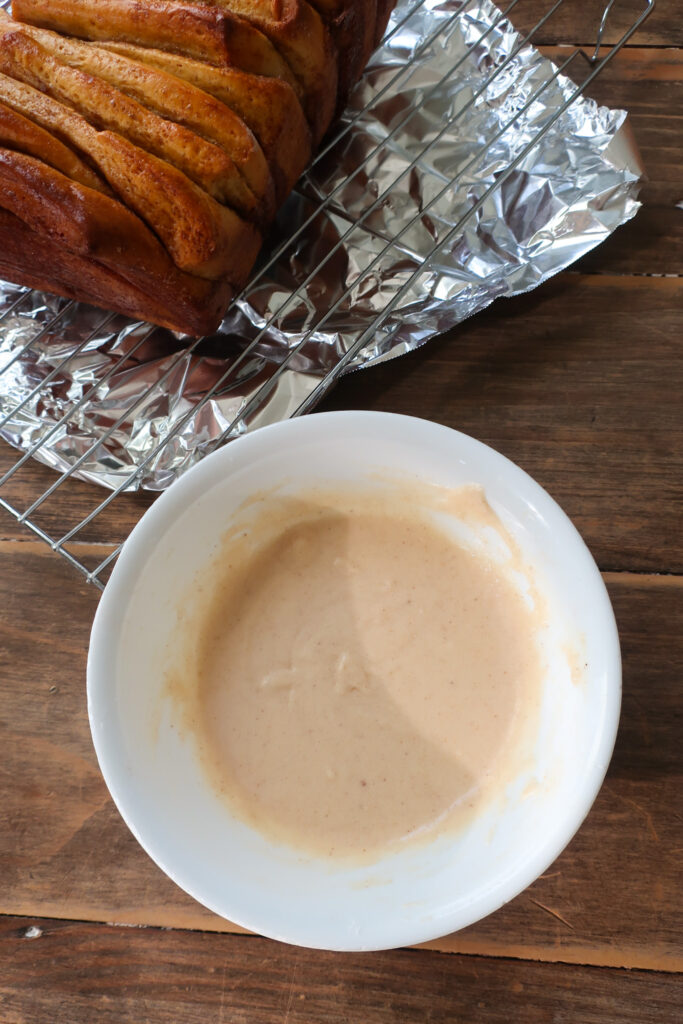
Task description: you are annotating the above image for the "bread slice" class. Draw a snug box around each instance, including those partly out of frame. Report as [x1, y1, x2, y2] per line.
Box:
[0, 27, 270, 221]
[0, 98, 109, 192]
[12, 0, 300, 92]
[1, 14, 275, 217]
[100, 41, 310, 200]
[0, 150, 232, 334]
[0, 73, 261, 282]
[200, 0, 336, 140]
[0, 209, 231, 335]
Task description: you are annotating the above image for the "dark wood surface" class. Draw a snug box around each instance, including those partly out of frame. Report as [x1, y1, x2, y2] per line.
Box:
[0, 5, 681, 1021]
[1, 918, 680, 1024]
[522, 0, 680, 47]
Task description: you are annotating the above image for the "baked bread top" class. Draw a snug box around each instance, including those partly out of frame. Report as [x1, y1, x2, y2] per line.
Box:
[0, 0, 395, 334]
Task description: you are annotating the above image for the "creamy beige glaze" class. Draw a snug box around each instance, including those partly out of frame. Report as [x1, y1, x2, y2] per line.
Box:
[168, 484, 544, 860]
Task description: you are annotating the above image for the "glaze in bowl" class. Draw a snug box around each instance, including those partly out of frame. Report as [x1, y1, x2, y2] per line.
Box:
[88, 412, 620, 951]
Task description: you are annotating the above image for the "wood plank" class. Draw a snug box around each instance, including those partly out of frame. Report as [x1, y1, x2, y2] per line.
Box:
[1, 545, 680, 969]
[1, 918, 681, 1024]
[519, 0, 678, 48]
[575, 200, 682, 277]
[1, 274, 681, 572]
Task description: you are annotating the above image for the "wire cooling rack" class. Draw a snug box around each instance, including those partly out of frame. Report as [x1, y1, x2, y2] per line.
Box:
[0, 0, 654, 588]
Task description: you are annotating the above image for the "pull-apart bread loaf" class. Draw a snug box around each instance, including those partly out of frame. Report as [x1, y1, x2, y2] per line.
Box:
[0, 0, 396, 334]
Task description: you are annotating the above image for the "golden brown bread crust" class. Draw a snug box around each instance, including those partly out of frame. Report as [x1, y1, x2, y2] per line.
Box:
[201, 0, 337, 141]
[12, 0, 300, 91]
[89, 130, 263, 283]
[0, 151, 232, 334]
[2, 15, 276, 219]
[13, 0, 334, 141]
[100, 40, 311, 201]
[0, 25, 269, 221]
[0, 73, 262, 282]
[0, 208, 196, 332]
[0, 98, 109, 192]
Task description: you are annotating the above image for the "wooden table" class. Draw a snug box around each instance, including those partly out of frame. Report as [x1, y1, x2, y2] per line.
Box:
[1, 2, 681, 1020]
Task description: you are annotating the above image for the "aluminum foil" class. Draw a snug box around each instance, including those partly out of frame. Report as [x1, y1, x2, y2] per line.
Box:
[0, 0, 644, 492]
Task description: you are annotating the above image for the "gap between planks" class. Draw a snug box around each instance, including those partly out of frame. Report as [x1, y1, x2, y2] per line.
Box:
[2, 909, 681, 975]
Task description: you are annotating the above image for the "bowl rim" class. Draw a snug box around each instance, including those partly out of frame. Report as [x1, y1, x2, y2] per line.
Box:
[87, 410, 621, 950]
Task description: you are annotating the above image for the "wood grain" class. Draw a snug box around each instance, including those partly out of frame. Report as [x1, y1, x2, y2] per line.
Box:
[520, 0, 678, 47]
[1, 543, 680, 970]
[1, 917, 681, 1024]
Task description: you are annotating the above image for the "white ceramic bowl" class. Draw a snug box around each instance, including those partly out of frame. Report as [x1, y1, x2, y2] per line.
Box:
[88, 411, 620, 951]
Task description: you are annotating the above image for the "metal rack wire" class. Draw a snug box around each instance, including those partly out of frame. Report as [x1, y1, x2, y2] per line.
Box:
[0, 0, 654, 588]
